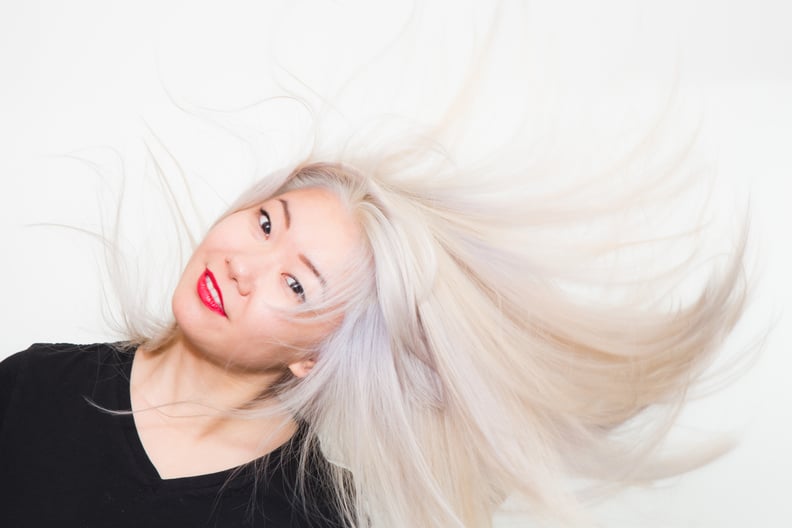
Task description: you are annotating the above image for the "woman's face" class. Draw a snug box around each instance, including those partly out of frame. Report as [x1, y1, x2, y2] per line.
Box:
[171, 186, 362, 376]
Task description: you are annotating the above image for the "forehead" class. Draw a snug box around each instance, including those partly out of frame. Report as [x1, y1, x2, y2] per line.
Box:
[275, 186, 347, 220]
[271, 186, 362, 277]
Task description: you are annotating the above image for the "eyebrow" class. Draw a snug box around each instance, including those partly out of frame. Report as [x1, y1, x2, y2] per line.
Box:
[278, 198, 291, 229]
[299, 254, 327, 289]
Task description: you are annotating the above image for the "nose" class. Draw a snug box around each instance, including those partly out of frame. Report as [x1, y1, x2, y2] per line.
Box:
[226, 241, 287, 297]
[226, 253, 260, 296]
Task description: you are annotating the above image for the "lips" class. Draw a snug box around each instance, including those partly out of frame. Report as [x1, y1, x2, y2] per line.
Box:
[197, 268, 226, 317]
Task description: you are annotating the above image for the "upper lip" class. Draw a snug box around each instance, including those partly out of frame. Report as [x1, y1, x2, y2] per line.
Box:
[205, 268, 226, 312]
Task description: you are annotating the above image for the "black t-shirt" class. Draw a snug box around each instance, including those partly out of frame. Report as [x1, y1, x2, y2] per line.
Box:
[0, 343, 344, 528]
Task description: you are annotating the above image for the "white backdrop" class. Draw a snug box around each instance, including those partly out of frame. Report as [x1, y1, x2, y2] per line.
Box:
[0, 1, 790, 526]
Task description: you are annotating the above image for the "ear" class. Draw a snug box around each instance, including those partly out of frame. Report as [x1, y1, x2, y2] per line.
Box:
[287, 358, 316, 379]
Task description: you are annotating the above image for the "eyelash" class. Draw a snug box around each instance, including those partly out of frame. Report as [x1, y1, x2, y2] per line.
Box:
[258, 208, 306, 303]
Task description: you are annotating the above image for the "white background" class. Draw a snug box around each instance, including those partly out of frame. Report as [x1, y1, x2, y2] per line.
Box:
[0, 1, 790, 526]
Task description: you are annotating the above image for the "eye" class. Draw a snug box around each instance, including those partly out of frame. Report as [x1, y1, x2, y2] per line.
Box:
[284, 275, 306, 303]
[259, 208, 271, 237]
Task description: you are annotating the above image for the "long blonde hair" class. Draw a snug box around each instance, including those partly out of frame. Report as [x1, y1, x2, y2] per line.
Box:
[119, 141, 746, 527]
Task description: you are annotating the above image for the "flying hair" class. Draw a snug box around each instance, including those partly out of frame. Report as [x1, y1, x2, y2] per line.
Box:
[98, 8, 753, 526]
[107, 141, 748, 527]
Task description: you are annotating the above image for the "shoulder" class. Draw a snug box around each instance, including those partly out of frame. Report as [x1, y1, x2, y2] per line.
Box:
[0, 342, 133, 405]
[1, 342, 128, 378]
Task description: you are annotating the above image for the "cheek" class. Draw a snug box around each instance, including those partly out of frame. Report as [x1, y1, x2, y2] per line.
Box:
[171, 276, 199, 324]
[291, 316, 342, 350]
[245, 313, 337, 354]
[231, 304, 297, 350]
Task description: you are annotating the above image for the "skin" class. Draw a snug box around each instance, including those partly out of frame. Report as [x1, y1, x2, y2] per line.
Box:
[129, 187, 363, 479]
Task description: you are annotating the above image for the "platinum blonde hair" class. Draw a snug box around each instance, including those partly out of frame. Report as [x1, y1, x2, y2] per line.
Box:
[44, 2, 749, 524]
[121, 140, 747, 527]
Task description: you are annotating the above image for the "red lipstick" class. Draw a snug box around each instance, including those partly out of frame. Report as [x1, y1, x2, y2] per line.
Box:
[197, 268, 226, 317]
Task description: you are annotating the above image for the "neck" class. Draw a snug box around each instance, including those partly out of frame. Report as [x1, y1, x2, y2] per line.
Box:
[128, 331, 299, 478]
[130, 330, 293, 433]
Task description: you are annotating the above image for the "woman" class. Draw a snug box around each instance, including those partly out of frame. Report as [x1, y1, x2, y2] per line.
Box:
[0, 151, 747, 527]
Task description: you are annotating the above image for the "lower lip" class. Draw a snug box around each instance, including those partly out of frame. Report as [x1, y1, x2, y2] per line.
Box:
[197, 270, 226, 317]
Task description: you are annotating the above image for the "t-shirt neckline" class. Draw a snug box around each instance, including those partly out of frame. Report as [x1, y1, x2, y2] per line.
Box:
[113, 347, 293, 492]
